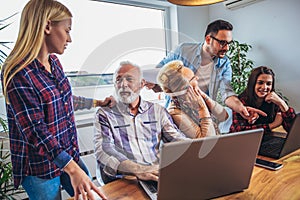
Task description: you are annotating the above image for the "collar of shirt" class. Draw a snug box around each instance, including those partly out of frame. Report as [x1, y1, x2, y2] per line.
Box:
[114, 97, 149, 116]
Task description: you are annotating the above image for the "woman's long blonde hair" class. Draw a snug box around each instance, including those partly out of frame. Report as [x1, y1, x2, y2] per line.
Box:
[2, 0, 72, 103]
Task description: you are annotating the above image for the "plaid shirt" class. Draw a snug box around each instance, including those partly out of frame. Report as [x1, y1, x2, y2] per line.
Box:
[230, 96, 296, 134]
[3, 54, 89, 188]
[94, 98, 186, 179]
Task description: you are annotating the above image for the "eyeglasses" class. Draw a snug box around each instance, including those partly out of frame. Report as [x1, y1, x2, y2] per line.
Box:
[210, 35, 233, 48]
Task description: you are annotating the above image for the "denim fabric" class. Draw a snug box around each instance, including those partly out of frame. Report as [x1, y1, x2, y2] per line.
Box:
[21, 158, 91, 199]
[157, 42, 236, 133]
[157, 42, 236, 103]
[22, 176, 61, 200]
[218, 107, 233, 134]
[60, 158, 92, 197]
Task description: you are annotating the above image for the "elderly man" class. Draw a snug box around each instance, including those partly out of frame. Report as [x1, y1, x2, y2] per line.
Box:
[94, 61, 186, 184]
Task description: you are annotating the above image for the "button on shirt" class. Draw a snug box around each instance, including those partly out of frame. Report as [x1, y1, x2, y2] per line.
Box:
[4, 54, 82, 188]
[94, 99, 186, 178]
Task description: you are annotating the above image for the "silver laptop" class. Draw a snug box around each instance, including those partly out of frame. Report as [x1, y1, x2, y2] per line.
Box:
[258, 113, 300, 159]
[139, 128, 263, 200]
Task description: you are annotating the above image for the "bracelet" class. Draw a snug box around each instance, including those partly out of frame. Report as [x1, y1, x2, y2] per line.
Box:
[199, 117, 212, 123]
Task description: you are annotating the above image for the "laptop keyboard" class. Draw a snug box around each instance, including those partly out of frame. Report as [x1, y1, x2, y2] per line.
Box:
[142, 180, 158, 193]
[259, 137, 285, 155]
[139, 180, 158, 200]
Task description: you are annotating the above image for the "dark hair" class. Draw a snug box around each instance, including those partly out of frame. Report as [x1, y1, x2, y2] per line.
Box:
[240, 66, 276, 118]
[205, 19, 233, 37]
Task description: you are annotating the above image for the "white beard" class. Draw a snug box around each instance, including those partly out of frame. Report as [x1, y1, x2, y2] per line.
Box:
[116, 88, 140, 104]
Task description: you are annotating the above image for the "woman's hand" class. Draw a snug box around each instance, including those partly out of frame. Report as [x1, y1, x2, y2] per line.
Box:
[95, 95, 115, 107]
[144, 82, 162, 92]
[191, 85, 202, 96]
[64, 160, 107, 200]
[186, 87, 210, 119]
[265, 91, 288, 112]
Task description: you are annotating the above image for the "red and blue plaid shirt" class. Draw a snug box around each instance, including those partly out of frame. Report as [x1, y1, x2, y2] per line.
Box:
[3, 54, 90, 188]
[230, 96, 296, 134]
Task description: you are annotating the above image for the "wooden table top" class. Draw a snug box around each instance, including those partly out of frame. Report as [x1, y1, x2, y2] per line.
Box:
[69, 127, 300, 200]
[69, 148, 300, 200]
[215, 149, 300, 200]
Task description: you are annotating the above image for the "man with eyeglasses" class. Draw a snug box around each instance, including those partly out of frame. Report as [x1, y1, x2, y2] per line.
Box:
[146, 19, 266, 133]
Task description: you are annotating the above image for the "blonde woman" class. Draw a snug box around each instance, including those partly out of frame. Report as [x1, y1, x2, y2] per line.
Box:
[157, 60, 228, 138]
[1, 0, 106, 199]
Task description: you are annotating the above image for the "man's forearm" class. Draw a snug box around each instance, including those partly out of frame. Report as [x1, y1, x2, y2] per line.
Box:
[118, 160, 142, 176]
[118, 160, 158, 176]
[224, 95, 244, 114]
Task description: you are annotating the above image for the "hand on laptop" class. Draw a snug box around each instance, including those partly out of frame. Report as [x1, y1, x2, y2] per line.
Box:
[118, 160, 159, 181]
[136, 164, 159, 182]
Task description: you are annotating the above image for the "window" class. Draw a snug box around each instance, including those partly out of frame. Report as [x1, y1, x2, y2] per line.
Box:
[60, 0, 169, 102]
[1, 0, 169, 73]
[1, 0, 171, 102]
[59, 0, 169, 74]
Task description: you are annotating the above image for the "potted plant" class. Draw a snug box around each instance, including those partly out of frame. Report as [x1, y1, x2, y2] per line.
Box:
[0, 14, 16, 66]
[214, 40, 253, 105]
[227, 40, 254, 95]
[0, 14, 25, 200]
[1, 116, 25, 200]
[227, 40, 289, 102]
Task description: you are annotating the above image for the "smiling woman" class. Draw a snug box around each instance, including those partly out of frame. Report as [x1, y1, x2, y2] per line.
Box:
[230, 66, 296, 135]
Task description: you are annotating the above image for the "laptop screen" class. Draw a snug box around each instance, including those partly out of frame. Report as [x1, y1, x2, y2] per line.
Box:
[156, 129, 263, 200]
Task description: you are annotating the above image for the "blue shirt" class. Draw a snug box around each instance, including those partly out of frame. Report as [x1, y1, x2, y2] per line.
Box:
[157, 42, 236, 103]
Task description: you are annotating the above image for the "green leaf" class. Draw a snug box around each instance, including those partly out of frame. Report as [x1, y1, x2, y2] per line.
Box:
[227, 40, 254, 95]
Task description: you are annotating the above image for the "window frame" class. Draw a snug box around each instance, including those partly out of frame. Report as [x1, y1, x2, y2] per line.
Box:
[0, 0, 177, 106]
[92, 0, 176, 53]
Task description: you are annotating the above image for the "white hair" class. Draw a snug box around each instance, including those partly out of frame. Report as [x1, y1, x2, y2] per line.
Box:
[113, 60, 143, 82]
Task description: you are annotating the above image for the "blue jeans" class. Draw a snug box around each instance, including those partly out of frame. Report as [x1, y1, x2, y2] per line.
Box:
[22, 158, 91, 200]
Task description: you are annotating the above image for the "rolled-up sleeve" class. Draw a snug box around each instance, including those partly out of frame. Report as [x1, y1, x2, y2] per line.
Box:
[72, 95, 93, 111]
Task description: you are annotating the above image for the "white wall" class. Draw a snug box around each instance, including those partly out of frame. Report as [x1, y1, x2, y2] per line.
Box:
[176, 6, 209, 42]
[173, 0, 300, 112]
